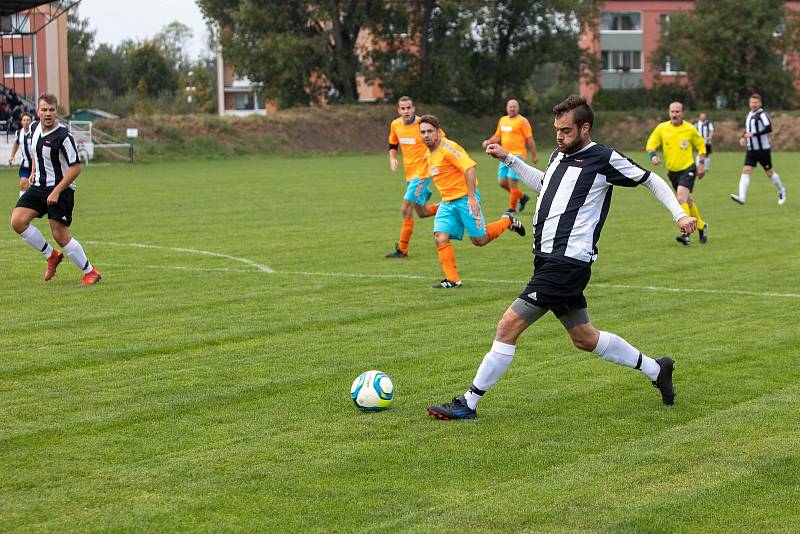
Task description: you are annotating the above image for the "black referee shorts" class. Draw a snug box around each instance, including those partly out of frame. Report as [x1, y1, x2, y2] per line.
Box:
[667, 165, 698, 192]
[705, 143, 713, 155]
[517, 255, 591, 317]
[744, 149, 772, 170]
[16, 186, 75, 227]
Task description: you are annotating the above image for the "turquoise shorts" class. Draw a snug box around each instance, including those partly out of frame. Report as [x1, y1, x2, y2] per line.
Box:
[497, 162, 520, 181]
[403, 177, 433, 205]
[433, 190, 487, 240]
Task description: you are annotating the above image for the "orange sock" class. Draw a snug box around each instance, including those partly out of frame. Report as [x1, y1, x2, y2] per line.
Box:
[399, 218, 414, 253]
[509, 188, 524, 210]
[436, 242, 460, 282]
[427, 203, 439, 216]
[485, 217, 511, 240]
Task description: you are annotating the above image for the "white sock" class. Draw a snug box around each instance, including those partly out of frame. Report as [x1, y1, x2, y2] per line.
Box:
[770, 172, 785, 192]
[20, 225, 54, 258]
[62, 238, 93, 273]
[593, 331, 660, 381]
[464, 340, 515, 409]
[739, 173, 750, 199]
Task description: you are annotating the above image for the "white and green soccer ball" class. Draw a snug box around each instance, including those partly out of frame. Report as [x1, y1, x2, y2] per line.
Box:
[350, 370, 394, 411]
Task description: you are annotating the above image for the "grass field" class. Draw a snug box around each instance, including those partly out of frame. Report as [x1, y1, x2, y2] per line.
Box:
[1, 149, 798, 532]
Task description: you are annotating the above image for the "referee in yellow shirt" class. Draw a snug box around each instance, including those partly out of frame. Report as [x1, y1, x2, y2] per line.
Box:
[646, 101, 708, 245]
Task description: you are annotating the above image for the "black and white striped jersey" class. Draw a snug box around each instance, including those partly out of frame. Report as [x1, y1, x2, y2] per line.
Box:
[508, 142, 652, 265]
[745, 108, 772, 151]
[30, 120, 80, 189]
[14, 126, 33, 168]
[694, 120, 714, 145]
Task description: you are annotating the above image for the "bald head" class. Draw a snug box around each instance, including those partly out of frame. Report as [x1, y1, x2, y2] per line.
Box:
[669, 101, 684, 126]
[506, 99, 520, 117]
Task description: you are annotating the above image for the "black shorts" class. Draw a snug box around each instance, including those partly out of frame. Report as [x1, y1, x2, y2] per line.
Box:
[667, 165, 697, 192]
[517, 255, 591, 317]
[705, 144, 713, 155]
[18, 165, 31, 178]
[744, 149, 772, 170]
[15, 186, 75, 227]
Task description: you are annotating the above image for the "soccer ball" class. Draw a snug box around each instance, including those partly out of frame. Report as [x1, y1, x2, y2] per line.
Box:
[350, 370, 394, 411]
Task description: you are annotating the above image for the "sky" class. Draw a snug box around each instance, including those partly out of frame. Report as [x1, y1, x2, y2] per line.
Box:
[76, 0, 211, 59]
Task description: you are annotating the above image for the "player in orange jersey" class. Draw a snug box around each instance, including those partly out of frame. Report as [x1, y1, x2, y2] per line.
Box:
[482, 99, 538, 213]
[419, 115, 526, 288]
[385, 96, 440, 258]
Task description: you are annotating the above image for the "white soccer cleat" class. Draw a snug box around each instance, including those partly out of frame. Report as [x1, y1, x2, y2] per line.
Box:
[730, 194, 745, 205]
[778, 189, 786, 205]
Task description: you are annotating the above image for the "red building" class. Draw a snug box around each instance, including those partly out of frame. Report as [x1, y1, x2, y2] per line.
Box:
[0, 3, 70, 112]
[580, 1, 800, 100]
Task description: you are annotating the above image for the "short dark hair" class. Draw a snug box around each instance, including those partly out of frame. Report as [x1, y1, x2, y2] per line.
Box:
[553, 95, 593, 130]
[398, 95, 413, 105]
[39, 93, 58, 106]
[419, 114, 440, 130]
[750, 93, 763, 101]
[21, 112, 32, 120]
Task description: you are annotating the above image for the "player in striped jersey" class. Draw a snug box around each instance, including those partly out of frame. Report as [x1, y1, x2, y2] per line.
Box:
[385, 96, 440, 258]
[482, 99, 538, 213]
[694, 112, 714, 171]
[427, 96, 696, 420]
[10, 93, 101, 286]
[646, 101, 708, 245]
[731, 93, 786, 205]
[419, 115, 526, 288]
[7, 112, 33, 197]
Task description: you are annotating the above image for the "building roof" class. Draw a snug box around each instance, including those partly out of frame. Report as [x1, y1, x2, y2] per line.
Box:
[67, 109, 120, 120]
[0, 1, 53, 17]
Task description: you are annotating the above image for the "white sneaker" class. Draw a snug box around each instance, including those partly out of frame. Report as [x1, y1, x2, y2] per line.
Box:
[730, 194, 745, 205]
[778, 189, 786, 205]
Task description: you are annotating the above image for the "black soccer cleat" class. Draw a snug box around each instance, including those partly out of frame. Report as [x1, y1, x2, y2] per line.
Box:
[698, 222, 708, 244]
[427, 395, 477, 420]
[503, 212, 526, 237]
[432, 279, 462, 289]
[519, 193, 530, 212]
[676, 235, 690, 245]
[652, 357, 676, 405]
[385, 244, 408, 259]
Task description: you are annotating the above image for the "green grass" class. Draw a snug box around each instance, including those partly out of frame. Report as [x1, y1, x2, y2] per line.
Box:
[1, 149, 799, 532]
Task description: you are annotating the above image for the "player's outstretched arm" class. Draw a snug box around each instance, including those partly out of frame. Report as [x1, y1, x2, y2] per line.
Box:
[486, 143, 544, 193]
[642, 173, 697, 234]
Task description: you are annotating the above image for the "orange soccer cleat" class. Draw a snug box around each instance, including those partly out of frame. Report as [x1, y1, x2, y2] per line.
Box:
[44, 250, 63, 281]
[80, 268, 102, 286]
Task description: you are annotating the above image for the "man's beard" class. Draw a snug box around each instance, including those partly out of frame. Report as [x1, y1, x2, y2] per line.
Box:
[561, 135, 584, 154]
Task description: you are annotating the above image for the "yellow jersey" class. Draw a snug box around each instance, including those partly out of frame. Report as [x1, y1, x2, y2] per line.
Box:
[494, 115, 533, 158]
[427, 137, 478, 201]
[646, 120, 706, 172]
[389, 116, 430, 181]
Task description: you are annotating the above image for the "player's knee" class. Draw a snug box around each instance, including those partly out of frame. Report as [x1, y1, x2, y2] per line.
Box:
[10, 214, 27, 234]
[470, 236, 489, 246]
[572, 336, 595, 351]
[433, 233, 449, 246]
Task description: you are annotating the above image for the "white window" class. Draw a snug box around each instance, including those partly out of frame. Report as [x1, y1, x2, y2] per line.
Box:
[662, 56, 685, 75]
[2, 54, 32, 77]
[601, 50, 642, 71]
[601, 12, 642, 31]
[1, 14, 30, 34]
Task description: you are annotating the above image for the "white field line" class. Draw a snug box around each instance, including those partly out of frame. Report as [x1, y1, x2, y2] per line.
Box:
[83, 240, 274, 273]
[3, 239, 798, 299]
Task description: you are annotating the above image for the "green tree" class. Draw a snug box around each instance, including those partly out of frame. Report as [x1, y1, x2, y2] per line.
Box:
[369, 0, 596, 112]
[126, 42, 178, 97]
[67, 10, 95, 105]
[199, 0, 388, 106]
[652, 0, 800, 108]
[87, 43, 129, 96]
[154, 21, 194, 75]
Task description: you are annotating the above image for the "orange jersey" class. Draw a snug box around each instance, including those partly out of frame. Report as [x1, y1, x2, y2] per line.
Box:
[427, 137, 478, 201]
[389, 116, 430, 181]
[494, 115, 533, 158]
